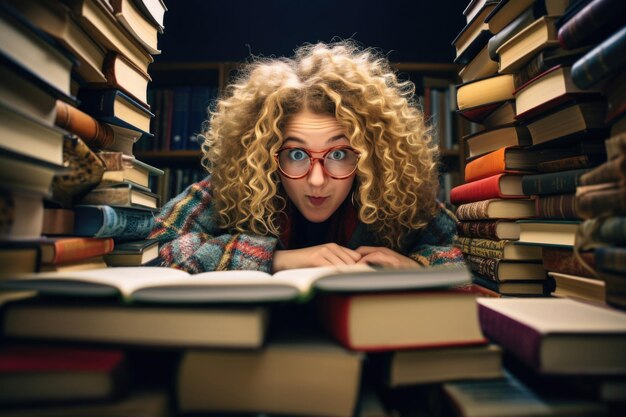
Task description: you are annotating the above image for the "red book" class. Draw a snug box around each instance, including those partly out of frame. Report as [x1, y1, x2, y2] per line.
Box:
[0, 345, 127, 404]
[39, 237, 115, 265]
[451, 174, 525, 205]
[318, 291, 486, 352]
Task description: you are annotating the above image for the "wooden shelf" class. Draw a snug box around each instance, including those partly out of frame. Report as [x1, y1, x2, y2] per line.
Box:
[135, 150, 203, 162]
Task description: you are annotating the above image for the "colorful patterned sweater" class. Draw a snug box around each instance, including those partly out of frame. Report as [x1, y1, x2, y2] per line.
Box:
[148, 177, 465, 273]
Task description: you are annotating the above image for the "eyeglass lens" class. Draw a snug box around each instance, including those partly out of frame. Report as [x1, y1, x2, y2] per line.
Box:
[277, 147, 358, 177]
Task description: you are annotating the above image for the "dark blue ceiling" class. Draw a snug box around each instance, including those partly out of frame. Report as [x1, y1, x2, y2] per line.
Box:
[157, 0, 470, 63]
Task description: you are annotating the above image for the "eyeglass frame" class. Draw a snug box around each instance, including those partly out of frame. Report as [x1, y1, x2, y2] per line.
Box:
[273, 145, 361, 180]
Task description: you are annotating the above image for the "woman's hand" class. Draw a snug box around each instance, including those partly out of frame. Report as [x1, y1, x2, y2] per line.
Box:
[272, 243, 362, 272]
[355, 246, 419, 268]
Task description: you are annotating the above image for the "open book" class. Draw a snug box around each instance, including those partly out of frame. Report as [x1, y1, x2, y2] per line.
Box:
[0, 264, 471, 304]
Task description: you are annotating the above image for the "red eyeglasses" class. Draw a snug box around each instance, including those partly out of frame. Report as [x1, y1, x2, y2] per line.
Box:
[274, 146, 361, 179]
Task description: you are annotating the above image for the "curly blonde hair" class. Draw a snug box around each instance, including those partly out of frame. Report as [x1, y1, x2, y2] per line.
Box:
[201, 41, 440, 250]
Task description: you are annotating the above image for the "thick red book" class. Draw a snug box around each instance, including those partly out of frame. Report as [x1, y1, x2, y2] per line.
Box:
[318, 291, 486, 352]
[451, 174, 525, 205]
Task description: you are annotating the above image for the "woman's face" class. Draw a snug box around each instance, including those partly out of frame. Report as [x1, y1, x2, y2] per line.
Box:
[278, 110, 356, 223]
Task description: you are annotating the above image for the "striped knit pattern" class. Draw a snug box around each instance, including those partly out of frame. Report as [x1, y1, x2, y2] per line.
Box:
[149, 177, 466, 273]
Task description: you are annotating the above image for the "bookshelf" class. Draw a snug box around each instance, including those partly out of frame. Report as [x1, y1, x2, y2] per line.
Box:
[139, 60, 469, 202]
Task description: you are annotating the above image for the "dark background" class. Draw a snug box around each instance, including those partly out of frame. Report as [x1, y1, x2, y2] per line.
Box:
[156, 0, 470, 64]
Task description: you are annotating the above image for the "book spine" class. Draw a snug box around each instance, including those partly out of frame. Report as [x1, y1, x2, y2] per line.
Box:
[596, 217, 626, 245]
[542, 247, 596, 278]
[577, 187, 626, 219]
[457, 220, 500, 240]
[477, 303, 542, 371]
[534, 194, 579, 219]
[487, 6, 535, 61]
[557, 0, 626, 50]
[456, 200, 491, 220]
[451, 175, 508, 205]
[579, 156, 626, 186]
[465, 255, 500, 281]
[571, 26, 626, 89]
[456, 237, 507, 259]
[74, 206, 155, 239]
[514, 49, 549, 89]
[55, 100, 114, 149]
[521, 169, 588, 196]
[318, 294, 353, 349]
[537, 155, 596, 172]
[47, 238, 115, 265]
[464, 148, 507, 182]
[595, 247, 626, 274]
[42, 208, 74, 235]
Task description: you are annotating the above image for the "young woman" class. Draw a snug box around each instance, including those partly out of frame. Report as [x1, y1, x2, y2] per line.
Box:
[148, 41, 464, 273]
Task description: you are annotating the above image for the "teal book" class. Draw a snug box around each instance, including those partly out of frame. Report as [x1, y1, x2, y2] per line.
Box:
[73, 205, 155, 239]
[521, 168, 588, 196]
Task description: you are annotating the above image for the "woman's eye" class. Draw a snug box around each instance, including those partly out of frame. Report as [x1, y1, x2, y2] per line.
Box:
[329, 150, 347, 160]
[288, 149, 307, 161]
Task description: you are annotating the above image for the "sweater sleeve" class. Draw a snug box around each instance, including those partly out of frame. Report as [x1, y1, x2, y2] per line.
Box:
[148, 178, 279, 273]
[407, 203, 466, 267]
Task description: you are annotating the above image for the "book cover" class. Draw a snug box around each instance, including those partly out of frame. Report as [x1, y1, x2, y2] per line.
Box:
[521, 168, 589, 196]
[558, 0, 626, 50]
[456, 220, 521, 240]
[457, 73, 516, 113]
[535, 193, 580, 219]
[455, 199, 536, 220]
[464, 255, 546, 282]
[451, 174, 525, 205]
[477, 298, 626, 374]
[464, 146, 536, 183]
[542, 246, 596, 278]
[38, 236, 115, 265]
[73, 204, 155, 239]
[78, 182, 159, 209]
[456, 237, 542, 260]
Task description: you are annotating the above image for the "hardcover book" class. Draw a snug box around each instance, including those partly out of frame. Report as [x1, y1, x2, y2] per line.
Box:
[513, 65, 602, 120]
[378, 344, 502, 387]
[451, 174, 525, 205]
[477, 297, 626, 374]
[452, 0, 500, 65]
[78, 182, 159, 209]
[464, 146, 537, 183]
[579, 154, 626, 186]
[0, 345, 127, 404]
[464, 255, 546, 282]
[110, 0, 160, 54]
[37, 236, 115, 265]
[464, 123, 531, 159]
[177, 338, 362, 417]
[319, 289, 486, 351]
[496, 16, 560, 73]
[516, 219, 580, 247]
[521, 168, 588, 196]
[90, 52, 152, 108]
[457, 220, 521, 240]
[103, 238, 158, 266]
[3, 299, 269, 348]
[78, 89, 153, 135]
[457, 73, 516, 117]
[73, 204, 155, 239]
[456, 237, 543, 260]
[535, 193, 580, 219]
[455, 199, 536, 220]
[557, 0, 626, 50]
[549, 271, 606, 304]
[472, 275, 552, 296]
[55, 100, 115, 149]
[542, 246, 596, 278]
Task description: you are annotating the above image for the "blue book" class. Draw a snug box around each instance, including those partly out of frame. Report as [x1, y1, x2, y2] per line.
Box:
[572, 25, 626, 89]
[73, 205, 155, 239]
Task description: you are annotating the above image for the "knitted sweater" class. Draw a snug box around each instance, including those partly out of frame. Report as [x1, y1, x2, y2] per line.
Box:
[148, 177, 465, 273]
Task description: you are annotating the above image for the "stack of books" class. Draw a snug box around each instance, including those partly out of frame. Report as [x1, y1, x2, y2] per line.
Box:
[0, 263, 504, 416]
[451, 0, 620, 298]
[2, 0, 167, 273]
[562, 0, 626, 310]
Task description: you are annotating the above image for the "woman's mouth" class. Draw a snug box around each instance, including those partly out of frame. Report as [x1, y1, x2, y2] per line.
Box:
[307, 196, 328, 206]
